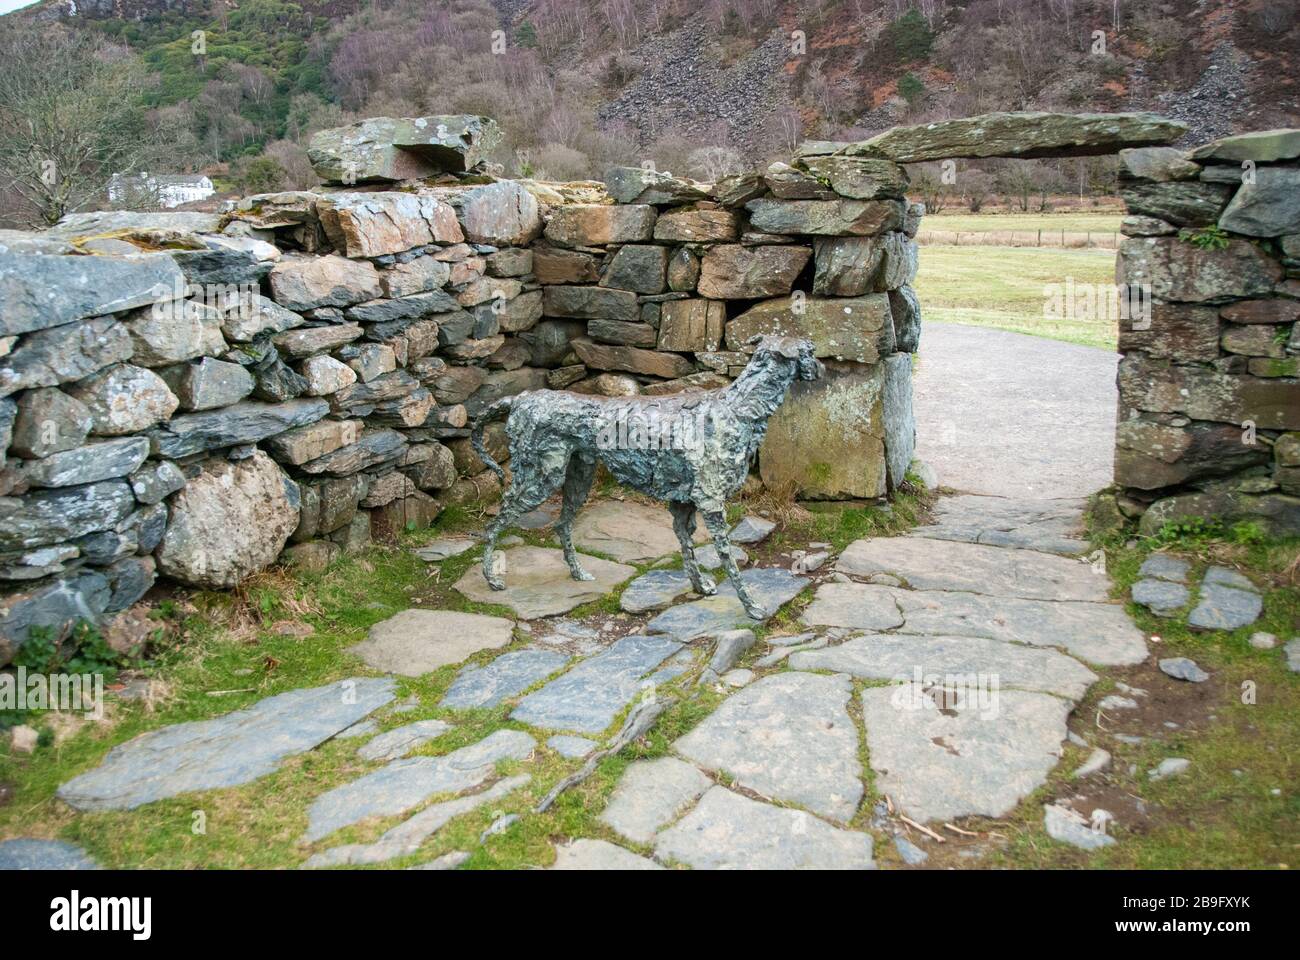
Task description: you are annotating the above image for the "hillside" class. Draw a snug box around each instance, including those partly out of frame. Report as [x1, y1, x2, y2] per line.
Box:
[5, 0, 1300, 187]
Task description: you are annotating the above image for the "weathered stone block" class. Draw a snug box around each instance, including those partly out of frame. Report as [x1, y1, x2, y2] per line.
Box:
[544, 205, 656, 246]
[1118, 237, 1281, 303]
[1118, 180, 1233, 227]
[268, 256, 383, 311]
[746, 197, 903, 236]
[9, 388, 92, 458]
[65, 364, 178, 436]
[570, 338, 695, 379]
[308, 115, 502, 182]
[0, 316, 134, 398]
[1218, 167, 1300, 237]
[1115, 419, 1270, 490]
[543, 285, 639, 322]
[798, 155, 909, 199]
[600, 245, 669, 294]
[147, 398, 329, 458]
[726, 295, 894, 363]
[452, 181, 543, 246]
[532, 247, 599, 284]
[1118, 355, 1300, 430]
[697, 245, 810, 299]
[1118, 302, 1221, 362]
[652, 207, 740, 242]
[657, 300, 725, 353]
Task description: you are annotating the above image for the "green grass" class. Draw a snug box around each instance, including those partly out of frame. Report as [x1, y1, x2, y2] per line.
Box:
[923, 212, 1124, 235]
[913, 244, 1119, 349]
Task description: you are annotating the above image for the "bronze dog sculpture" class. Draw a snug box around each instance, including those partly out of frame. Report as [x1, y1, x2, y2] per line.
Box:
[470, 335, 823, 619]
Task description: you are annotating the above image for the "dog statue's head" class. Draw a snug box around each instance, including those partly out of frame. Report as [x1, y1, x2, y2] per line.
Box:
[746, 335, 824, 382]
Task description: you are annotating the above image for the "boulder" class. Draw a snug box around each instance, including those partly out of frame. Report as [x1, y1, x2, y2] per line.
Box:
[1114, 420, 1269, 489]
[379, 256, 451, 298]
[9, 388, 93, 458]
[164, 357, 256, 410]
[657, 300, 726, 353]
[843, 111, 1186, 162]
[220, 293, 304, 342]
[797, 155, 909, 199]
[543, 204, 656, 246]
[1118, 180, 1234, 227]
[667, 248, 700, 291]
[697, 245, 810, 299]
[1118, 146, 1200, 181]
[0, 252, 183, 337]
[1218, 167, 1300, 237]
[1190, 129, 1300, 163]
[146, 398, 329, 458]
[746, 197, 903, 236]
[1117, 354, 1300, 430]
[0, 570, 112, 664]
[452, 181, 543, 246]
[268, 256, 383, 311]
[124, 300, 227, 367]
[317, 192, 463, 257]
[600, 245, 669, 294]
[65, 364, 178, 436]
[760, 360, 888, 499]
[603, 166, 710, 205]
[0, 316, 134, 399]
[308, 115, 502, 182]
[543, 285, 639, 322]
[570, 338, 695, 379]
[0, 480, 136, 551]
[156, 451, 300, 588]
[726, 294, 894, 363]
[1118, 237, 1281, 303]
[653, 207, 740, 242]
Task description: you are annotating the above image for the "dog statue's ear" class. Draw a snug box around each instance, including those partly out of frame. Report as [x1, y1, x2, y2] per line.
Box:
[771, 337, 801, 359]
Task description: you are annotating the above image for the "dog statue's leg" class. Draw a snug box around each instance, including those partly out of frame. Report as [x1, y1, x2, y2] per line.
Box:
[670, 501, 715, 596]
[556, 455, 597, 582]
[480, 510, 512, 591]
[702, 509, 767, 620]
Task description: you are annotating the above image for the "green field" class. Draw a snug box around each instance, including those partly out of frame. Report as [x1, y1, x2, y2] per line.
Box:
[922, 212, 1125, 234]
[913, 244, 1120, 350]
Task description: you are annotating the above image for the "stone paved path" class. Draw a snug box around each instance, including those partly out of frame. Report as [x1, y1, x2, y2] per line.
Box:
[28, 493, 1153, 870]
[912, 322, 1116, 499]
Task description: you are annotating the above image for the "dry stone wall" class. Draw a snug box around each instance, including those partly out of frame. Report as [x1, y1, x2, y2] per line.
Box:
[1113, 130, 1300, 535]
[0, 113, 924, 661]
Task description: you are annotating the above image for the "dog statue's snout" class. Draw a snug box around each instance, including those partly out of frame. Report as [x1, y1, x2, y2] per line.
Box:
[801, 356, 825, 381]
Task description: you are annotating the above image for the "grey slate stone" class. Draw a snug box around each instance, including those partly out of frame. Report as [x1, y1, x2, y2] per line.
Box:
[860, 683, 1072, 823]
[0, 570, 111, 660]
[439, 649, 571, 709]
[1138, 553, 1190, 582]
[893, 835, 929, 864]
[9, 387, 93, 458]
[789, 633, 1098, 701]
[836, 536, 1108, 602]
[619, 569, 695, 614]
[1188, 581, 1262, 631]
[13, 437, 149, 489]
[511, 634, 682, 734]
[349, 609, 514, 677]
[0, 480, 136, 551]
[910, 494, 1089, 555]
[546, 735, 596, 758]
[729, 516, 776, 544]
[1158, 657, 1209, 683]
[57, 678, 396, 811]
[551, 838, 665, 871]
[675, 672, 863, 823]
[1149, 757, 1190, 780]
[1043, 804, 1115, 850]
[356, 719, 453, 762]
[0, 838, 99, 870]
[643, 568, 808, 640]
[302, 728, 535, 841]
[599, 757, 712, 844]
[128, 460, 186, 505]
[0, 315, 134, 399]
[801, 581, 1148, 666]
[146, 398, 329, 458]
[1131, 578, 1189, 616]
[655, 787, 875, 870]
[0, 252, 184, 336]
[1283, 638, 1300, 673]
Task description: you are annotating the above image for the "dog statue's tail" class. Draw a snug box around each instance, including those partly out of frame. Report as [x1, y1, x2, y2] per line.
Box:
[470, 397, 513, 482]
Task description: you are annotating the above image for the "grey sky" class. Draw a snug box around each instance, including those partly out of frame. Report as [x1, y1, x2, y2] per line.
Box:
[0, 0, 41, 15]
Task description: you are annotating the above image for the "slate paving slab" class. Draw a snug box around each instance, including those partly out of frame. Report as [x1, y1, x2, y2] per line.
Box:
[1131, 578, 1189, 616]
[571, 500, 707, 563]
[859, 683, 1072, 823]
[1159, 657, 1209, 682]
[302, 729, 535, 842]
[439, 649, 571, 709]
[453, 545, 635, 618]
[551, 838, 664, 870]
[58, 678, 396, 811]
[837, 536, 1108, 602]
[643, 568, 808, 640]
[1188, 567, 1263, 630]
[1044, 804, 1115, 850]
[546, 734, 597, 758]
[348, 610, 514, 676]
[0, 838, 99, 870]
[510, 634, 683, 734]
[1138, 553, 1190, 582]
[729, 516, 776, 544]
[620, 569, 695, 614]
[909, 494, 1089, 555]
[801, 581, 1147, 666]
[674, 672, 863, 823]
[303, 774, 531, 868]
[655, 786, 875, 870]
[357, 719, 453, 762]
[789, 633, 1098, 701]
[599, 757, 712, 844]
[414, 538, 478, 561]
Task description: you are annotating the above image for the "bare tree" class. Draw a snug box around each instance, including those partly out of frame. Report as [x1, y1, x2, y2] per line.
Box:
[0, 24, 153, 227]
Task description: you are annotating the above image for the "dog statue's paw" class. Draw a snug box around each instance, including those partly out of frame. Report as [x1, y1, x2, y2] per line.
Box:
[695, 576, 718, 596]
[570, 568, 596, 582]
[743, 604, 769, 621]
[485, 577, 507, 591]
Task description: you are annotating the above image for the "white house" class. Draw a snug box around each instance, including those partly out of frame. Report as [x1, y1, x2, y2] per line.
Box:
[107, 173, 215, 210]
